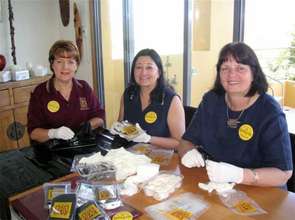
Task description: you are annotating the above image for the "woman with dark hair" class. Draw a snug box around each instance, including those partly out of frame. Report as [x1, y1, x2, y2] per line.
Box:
[118, 49, 185, 149]
[178, 42, 292, 187]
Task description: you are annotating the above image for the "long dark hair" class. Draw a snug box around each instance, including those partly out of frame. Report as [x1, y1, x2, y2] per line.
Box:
[127, 48, 167, 103]
[212, 42, 268, 96]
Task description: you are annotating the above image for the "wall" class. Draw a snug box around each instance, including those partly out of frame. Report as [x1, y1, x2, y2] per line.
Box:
[0, 0, 93, 87]
[190, 0, 234, 106]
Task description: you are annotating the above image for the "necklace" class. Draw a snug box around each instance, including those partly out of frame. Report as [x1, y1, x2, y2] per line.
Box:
[226, 106, 244, 128]
[225, 94, 252, 129]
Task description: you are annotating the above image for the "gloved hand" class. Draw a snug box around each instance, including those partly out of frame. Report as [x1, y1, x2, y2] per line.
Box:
[76, 121, 93, 138]
[48, 126, 75, 140]
[181, 148, 205, 168]
[131, 123, 151, 143]
[206, 160, 244, 183]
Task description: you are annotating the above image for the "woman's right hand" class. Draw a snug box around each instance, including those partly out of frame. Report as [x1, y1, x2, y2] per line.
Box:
[48, 126, 74, 140]
[181, 148, 205, 168]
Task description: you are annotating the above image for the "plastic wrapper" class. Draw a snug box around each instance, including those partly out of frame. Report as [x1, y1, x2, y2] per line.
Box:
[71, 153, 96, 172]
[76, 162, 116, 182]
[145, 192, 209, 220]
[49, 194, 77, 220]
[110, 121, 142, 140]
[43, 182, 71, 208]
[219, 189, 267, 216]
[76, 182, 96, 207]
[129, 144, 174, 166]
[105, 203, 142, 219]
[75, 200, 110, 220]
[93, 183, 122, 210]
[142, 171, 183, 201]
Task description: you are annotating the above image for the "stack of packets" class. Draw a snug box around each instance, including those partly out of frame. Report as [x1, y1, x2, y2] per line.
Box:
[44, 149, 149, 220]
[198, 181, 267, 216]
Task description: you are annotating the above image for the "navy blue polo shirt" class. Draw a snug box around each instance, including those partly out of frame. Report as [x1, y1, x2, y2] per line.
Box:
[27, 77, 105, 133]
[183, 91, 293, 171]
[123, 87, 176, 137]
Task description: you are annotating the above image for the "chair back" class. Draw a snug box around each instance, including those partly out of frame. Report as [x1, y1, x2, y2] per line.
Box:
[184, 106, 197, 128]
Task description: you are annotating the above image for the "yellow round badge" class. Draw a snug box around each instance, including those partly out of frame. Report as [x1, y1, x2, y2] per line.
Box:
[239, 124, 254, 141]
[144, 111, 157, 124]
[112, 211, 133, 220]
[47, 100, 60, 113]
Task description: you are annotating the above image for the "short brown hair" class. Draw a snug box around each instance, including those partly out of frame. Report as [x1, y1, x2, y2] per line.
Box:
[48, 40, 80, 72]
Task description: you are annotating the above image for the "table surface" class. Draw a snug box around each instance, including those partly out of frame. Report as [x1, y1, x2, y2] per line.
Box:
[11, 155, 295, 220]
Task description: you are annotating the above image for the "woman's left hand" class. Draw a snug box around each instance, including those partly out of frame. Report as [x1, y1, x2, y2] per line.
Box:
[206, 160, 244, 183]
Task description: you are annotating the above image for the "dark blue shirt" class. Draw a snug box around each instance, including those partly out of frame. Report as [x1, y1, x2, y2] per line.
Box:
[183, 91, 293, 171]
[123, 87, 176, 137]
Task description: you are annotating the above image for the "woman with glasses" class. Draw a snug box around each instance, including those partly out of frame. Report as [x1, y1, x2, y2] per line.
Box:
[178, 42, 292, 188]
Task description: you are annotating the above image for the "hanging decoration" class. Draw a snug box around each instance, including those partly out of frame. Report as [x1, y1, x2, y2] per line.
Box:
[8, 0, 16, 64]
[74, 2, 83, 59]
[59, 0, 70, 26]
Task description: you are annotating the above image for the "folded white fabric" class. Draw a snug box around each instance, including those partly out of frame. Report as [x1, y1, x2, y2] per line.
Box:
[121, 163, 160, 196]
[181, 148, 205, 168]
[198, 181, 235, 193]
[206, 160, 243, 183]
[78, 148, 152, 181]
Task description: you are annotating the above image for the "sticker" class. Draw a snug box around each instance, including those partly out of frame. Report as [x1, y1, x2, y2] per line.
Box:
[234, 200, 257, 213]
[238, 124, 254, 141]
[50, 202, 72, 219]
[112, 211, 133, 220]
[164, 208, 193, 220]
[48, 188, 65, 200]
[47, 100, 60, 113]
[80, 97, 89, 110]
[78, 204, 101, 220]
[144, 111, 157, 124]
[98, 190, 110, 200]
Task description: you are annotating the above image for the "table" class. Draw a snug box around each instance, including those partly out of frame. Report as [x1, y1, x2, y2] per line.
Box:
[11, 155, 295, 220]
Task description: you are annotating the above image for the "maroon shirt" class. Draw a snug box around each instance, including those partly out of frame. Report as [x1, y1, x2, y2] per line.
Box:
[27, 77, 105, 134]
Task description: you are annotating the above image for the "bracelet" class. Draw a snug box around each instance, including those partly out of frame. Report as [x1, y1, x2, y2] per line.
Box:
[252, 169, 259, 184]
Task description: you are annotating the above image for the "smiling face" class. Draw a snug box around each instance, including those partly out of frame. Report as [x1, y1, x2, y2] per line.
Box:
[134, 56, 160, 89]
[220, 56, 253, 96]
[52, 52, 77, 83]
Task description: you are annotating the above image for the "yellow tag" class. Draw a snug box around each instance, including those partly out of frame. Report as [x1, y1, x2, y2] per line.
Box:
[98, 190, 110, 200]
[50, 202, 72, 219]
[144, 111, 157, 124]
[151, 155, 166, 164]
[78, 204, 101, 220]
[47, 188, 65, 200]
[134, 145, 150, 154]
[234, 200, 257, 213]
[164, 208, 193, 220]
[47, 100, 60, 113]
[112, 211, 133, 220]
[238, 124, 254, 141]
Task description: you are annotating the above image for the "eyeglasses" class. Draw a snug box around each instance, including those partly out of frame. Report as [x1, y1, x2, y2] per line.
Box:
[220, 64, 250, 74]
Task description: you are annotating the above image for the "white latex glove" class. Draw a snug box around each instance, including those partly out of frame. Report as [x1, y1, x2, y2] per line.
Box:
[48, 126, 75, 140]
[130, 123, 151, 143]
[132, 132, 151, 143]
[206, 160, 243, 184]
[181, 148, 205, 168]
